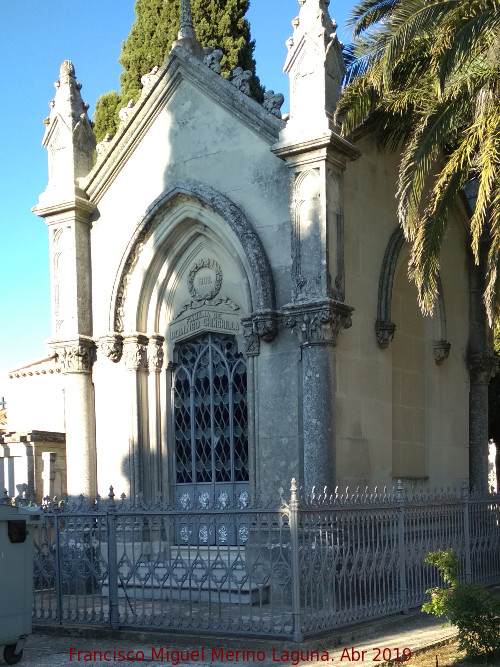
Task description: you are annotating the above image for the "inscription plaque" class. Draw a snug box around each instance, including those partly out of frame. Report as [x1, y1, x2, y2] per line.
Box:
[169, 258, 242, 343]
[170, 308, 241, 342]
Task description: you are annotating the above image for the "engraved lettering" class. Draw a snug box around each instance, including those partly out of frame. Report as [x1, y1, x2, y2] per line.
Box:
[170, 308, 241, 341]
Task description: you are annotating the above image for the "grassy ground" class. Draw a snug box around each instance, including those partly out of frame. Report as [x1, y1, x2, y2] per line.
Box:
[403, 640, 500, 666]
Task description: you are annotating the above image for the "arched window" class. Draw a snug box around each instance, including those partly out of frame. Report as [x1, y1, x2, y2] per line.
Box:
[173, 333, 249, 503]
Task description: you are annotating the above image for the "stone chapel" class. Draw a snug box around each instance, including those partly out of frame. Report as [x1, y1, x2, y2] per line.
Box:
[8, 0, 495, 501]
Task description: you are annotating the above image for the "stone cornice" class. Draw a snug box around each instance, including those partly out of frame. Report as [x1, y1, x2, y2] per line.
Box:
[271, 131, 361, 168]
[32, 193, 97, 220]
[83, 47, 285, 204]
[0, 431, 66, 444]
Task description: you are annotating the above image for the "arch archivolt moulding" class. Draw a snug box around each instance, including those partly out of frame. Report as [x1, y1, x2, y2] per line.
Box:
[376, 226, 450, 364]
[108, 180, 278, 355]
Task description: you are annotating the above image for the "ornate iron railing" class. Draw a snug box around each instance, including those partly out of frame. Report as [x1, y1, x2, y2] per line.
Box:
[3, 480, 499, 641]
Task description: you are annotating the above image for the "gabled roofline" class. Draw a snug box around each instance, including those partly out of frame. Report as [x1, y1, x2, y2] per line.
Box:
[83, 46, 285, 205]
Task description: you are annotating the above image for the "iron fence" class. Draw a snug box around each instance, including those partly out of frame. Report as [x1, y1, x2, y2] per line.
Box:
[3, 480, 500, 641]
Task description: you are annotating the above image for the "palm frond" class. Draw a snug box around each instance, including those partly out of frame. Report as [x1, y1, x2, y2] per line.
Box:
[438, 12, 500, 87]
[340, 0, 500, 322]
[347, 0, 402, 37]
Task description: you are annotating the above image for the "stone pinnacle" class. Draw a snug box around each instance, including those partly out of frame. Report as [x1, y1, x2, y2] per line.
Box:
[171, 0, 203, 59]
[178, 0, 196, 40]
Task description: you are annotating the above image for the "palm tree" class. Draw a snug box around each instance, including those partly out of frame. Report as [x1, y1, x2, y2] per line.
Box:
[337, 0, 500, 325]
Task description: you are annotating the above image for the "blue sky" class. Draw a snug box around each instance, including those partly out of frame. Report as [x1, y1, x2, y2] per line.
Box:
[0, 0, 354, 399]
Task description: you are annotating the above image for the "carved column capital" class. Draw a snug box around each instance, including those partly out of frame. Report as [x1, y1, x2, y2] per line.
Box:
[434, 340, 451, 365]
[147, 334, 165, 372]
[283, 299, 353, 346]
[123, 334, 149, 371]
[52, 336, 96, 373]
[375, 320, 396, 349]
[242, 311, 280, 357]
[98, 333, 124, 363]
[469, 352, 499, 384]
[254, 311, 279, 342]
[242, 319, 260, 357]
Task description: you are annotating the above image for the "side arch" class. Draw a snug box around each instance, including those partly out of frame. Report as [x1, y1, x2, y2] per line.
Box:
[375, 226, 450, 363]
[109, 180, 277, 335]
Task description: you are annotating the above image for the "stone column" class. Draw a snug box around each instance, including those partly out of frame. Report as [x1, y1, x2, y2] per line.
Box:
[42, 452, 57, 501]
[123, 335, 149, 499]
[32, 60, 97, 498]
[147, 335, 165, 498]
[285, 301, 352, 493]
[271, 0, 359, 492]
[469, 353, 498, 492]
[162, 362, 176, 497]
[468, 248, 497, 492]
[55, 338, 97, 496]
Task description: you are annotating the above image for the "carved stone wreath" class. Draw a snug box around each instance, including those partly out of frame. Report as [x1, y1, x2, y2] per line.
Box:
[187, 258, 223, 302]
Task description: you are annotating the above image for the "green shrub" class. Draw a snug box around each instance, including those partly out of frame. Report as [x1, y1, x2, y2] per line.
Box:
[422, 549, 500, 658]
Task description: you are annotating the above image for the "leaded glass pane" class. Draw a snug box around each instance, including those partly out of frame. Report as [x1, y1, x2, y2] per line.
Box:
[173, 333, 249, 486]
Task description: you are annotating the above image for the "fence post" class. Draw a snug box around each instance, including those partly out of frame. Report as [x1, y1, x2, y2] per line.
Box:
[289, 478, 303, 642]
[461, 481, 472, 583]
[106, 487, 119, 629]
[396, 480, 408, 613]
[53, 508, 63, 624]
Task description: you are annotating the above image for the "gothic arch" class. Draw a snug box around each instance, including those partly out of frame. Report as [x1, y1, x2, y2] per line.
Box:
[109, 180, 277, 336]
[375, 226, 450, 363]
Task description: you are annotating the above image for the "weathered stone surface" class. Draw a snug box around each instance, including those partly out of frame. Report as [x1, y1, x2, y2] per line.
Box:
[262, 90, 284, 118]
[22, 3, 478, 501]
[99, 333, 124, 363]
[171, 0, 204, 59]
[231, 67, 252, 96]
[37, 61, 95, 205]
[111, 181, 277, 335]
[282, 0, 345, 139]
[203, 47, 223, 74]
[123, 335, 149, 372]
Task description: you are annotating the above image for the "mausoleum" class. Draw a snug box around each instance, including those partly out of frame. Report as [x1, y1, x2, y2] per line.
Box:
[10, 0, 494, 501]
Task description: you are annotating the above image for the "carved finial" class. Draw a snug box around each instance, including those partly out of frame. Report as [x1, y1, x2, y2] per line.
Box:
[282, 0, 345, 137]
[178, 0, 196, 40]
[96, 133, 113, 160]
[263, 90, 285, 118]
[171, 0, 203, 58]
[118, 99, 135, 126]
[203, 46, 223, 74]
[141, 65, 159, 92]
[60, 60, 75, 77]
[35, 60, 96, 205]
[230, 67, 252, 96]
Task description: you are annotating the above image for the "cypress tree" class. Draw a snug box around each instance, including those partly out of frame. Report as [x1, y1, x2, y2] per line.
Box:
[94, 0, 263, 141]
[93, 92, 121, 143]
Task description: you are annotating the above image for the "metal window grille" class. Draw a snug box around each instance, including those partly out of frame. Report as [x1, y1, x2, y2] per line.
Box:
[173, 334, 248, 486]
